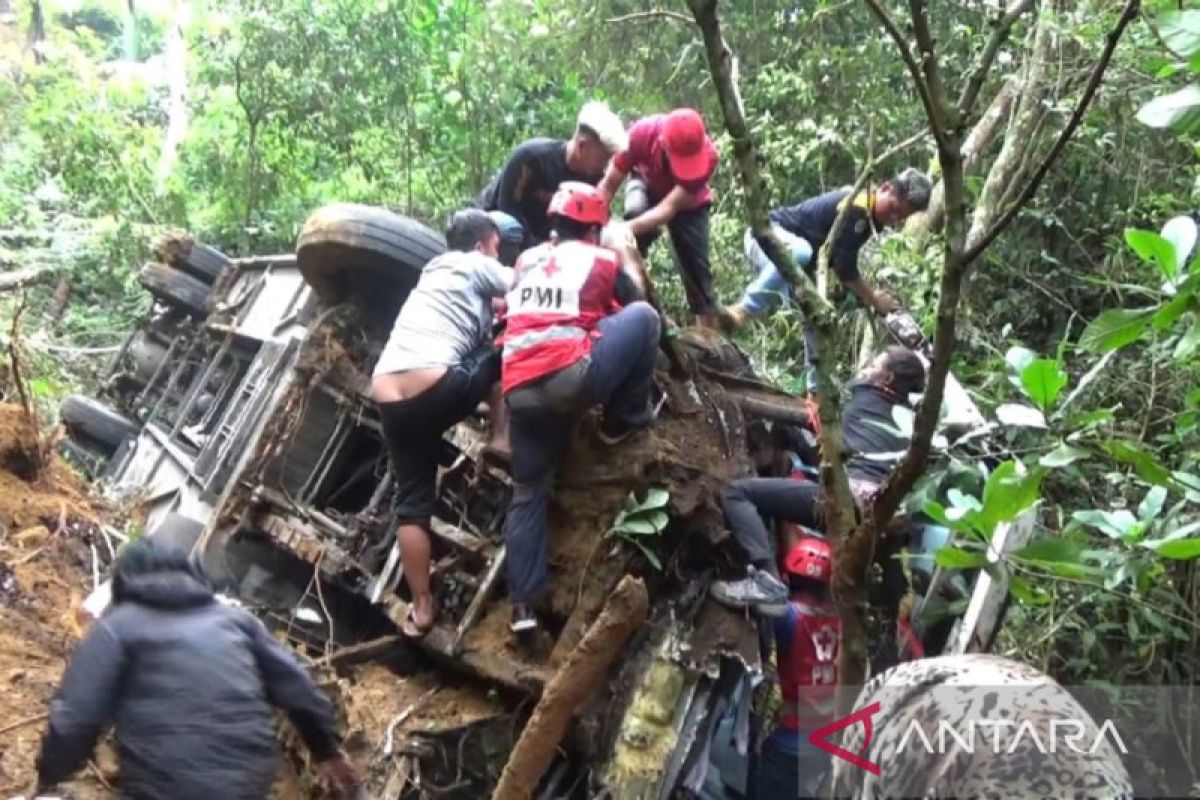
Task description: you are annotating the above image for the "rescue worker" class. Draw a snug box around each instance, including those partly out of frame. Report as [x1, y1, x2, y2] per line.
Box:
[501, 181, 659, 633]
[31, 538, 359, 800]
[751, 537, 841, 800]
[596, 107, 723, 328]
[372, 209, 514, 637]
[477, 101, 628, 250]
[709, 346, 926, 614]
[724, 169, 932, 392]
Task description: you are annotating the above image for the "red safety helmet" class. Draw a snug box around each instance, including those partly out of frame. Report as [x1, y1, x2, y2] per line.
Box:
[548, 181, 610, 226]
[784, 536, 833, 584]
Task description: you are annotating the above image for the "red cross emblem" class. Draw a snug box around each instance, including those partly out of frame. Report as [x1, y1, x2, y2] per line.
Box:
[542, 260, 561, 277]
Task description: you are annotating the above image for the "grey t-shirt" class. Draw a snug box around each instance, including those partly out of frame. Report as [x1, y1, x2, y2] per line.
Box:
[373, 250, 514, 376]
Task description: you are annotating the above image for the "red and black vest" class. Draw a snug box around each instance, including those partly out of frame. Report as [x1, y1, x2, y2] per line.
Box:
[500, 240, 622, 394]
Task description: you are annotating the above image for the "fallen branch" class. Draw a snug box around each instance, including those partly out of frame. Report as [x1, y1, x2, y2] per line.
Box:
[0, 712, 48, 736]
[491, 575, 649, 800]
[0, 265, 54, 293]
[311, 635, 402, 669]
[605, 9, 692, 24]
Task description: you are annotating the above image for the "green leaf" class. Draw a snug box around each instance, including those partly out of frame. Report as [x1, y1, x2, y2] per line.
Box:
[980, 461, 1044, 530]
[1125, 228, 1179, 281]
[1137, 486, 1169, 522]
[1009, 575, 1053, 606]
[1019, 359, 1069, 412]
[631, 538, 663, 570]
[1147, 537, 1200, 560]
[1073, 509, 1142, 541]
[1013, 537, 1083, 564]
[1079, 308, 1156, 353]
[1136, 85, 1200, 133]
[645, 509, 669, 532]
[1040, 443, 1089, 468]
[1174, 316, 1200, 360]
[1152, 292, 1192, 330]
[1163, 10, 1200, 59]
[632, 488, 670, 512]
[1104, 441, 1174, 486]
[946, 488, 982, 513]
[617, 518, 660, 536]
[1004, 346, 1037, 374]
[934, 546, 988, 569]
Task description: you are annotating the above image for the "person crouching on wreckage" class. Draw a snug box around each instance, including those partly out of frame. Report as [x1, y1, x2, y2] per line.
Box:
[500, 181, 659, 635]
[372, 209, 516, 638]
[710, 347, 927, 677]
[29, 537, 360, 800]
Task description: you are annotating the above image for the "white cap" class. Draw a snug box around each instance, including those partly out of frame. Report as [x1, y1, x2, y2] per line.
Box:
[576, 100, 628, 154]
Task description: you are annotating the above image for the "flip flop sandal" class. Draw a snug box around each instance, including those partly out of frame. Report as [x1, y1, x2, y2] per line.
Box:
[400, 605, 435, 639]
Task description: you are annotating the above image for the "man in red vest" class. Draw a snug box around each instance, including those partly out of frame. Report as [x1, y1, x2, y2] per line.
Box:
[753, 536, 840, 799]
[501, 182, 660, 633]
[596, 108, 724, 328]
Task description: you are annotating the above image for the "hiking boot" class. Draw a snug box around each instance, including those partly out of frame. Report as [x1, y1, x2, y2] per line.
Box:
[710, 567, 789, 617]
[598, 416, 647, 446]
[510, 603, 538, 634]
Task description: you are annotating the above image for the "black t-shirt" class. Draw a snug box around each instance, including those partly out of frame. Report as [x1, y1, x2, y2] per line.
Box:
[843, 379, 909, 482]
[476, 138, 594, 248]
[769, 188, 875, 283]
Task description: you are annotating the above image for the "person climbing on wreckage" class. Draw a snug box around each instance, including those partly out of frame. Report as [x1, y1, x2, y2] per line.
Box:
[722, 169, 933, 395]
[595, 107, 729, 329]
[29, 538, 360, 800]
[710, 346, 927, 662]
[500, 181, 659, 634]
[477, 100, 628, 253]
[372, 209, 515, 638]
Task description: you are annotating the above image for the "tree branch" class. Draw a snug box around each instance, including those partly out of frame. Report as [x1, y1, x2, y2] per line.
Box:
[862, 0, 952, 154]
[957, 0, 1035, 116]
[605, 10, 693, 24]
[961, 0, 1141, 265]
[686, 0, 858, 536]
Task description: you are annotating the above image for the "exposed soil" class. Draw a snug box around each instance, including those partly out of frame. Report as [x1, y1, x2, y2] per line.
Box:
[0, 405, 113, 799]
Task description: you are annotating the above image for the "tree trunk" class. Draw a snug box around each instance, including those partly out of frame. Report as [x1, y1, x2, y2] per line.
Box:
[906, 81, 1017, 240]
[491, 576, 649, 800]
[155, 0, 189, 194]
[968, 2, 1062, 247]
[27, 0, 44, 60]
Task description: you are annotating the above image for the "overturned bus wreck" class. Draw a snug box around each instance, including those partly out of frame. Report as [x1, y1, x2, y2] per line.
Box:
[58, 203, 1024, 798]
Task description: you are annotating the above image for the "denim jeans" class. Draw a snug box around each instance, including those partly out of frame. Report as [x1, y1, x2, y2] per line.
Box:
[503, 302, 661, 603]
[723, 478, 821, 567]
[752, 728, 831, 799]
[740, 227, 820, 392]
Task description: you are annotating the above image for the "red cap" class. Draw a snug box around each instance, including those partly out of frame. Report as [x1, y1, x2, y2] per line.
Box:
[662, 108, 711, 183]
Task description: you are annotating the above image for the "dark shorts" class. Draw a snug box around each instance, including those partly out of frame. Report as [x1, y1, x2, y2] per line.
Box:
[378, 345, 501, 526]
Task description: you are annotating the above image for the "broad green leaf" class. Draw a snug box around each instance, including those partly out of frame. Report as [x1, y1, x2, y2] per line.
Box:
[1013, 537, 1083, 564]
[1004, 346, 1037, 375]
[1174, 316, 1200, 360]
[1079, 307, 1156, 353]
[946, 488, 982, 513]
[1104, 441, 1174, 486]
[645, 510, 669, 532]
[1147, 538, 1200, 560]
[1073, 508, 1142, 541]
[632, 488, 670, 512]
[1136, 85, 1200, 133]
[1019, 359, 1068, 412]
[1163, 10, 1200, 58]
[934, 546, 988, 569]
[995, 403, 1047, 429]
[1009, 575, 1053, 606]
[1137, 486, 1169, 522]
[980, 461, 1043, 530]
[1125, 228, 1179, 281]
[1153, 292, 1192, 330]
[618, 518, 660, 536]
[632, 539, 663, 570]
[1040, 443, 1088, 468]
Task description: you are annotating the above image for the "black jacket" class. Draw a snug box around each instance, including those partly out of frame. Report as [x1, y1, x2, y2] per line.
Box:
[36, 544, 339, 800]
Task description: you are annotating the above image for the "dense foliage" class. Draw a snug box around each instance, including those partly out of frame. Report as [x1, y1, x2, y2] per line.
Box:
[2, 0, 1199, 697]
